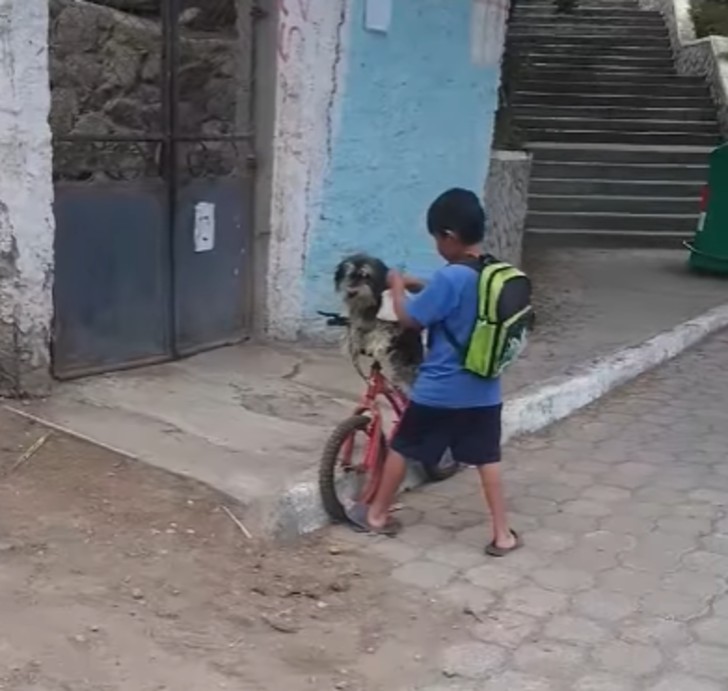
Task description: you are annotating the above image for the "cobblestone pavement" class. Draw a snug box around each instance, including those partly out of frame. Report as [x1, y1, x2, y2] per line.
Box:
[335, 331, 728, 690]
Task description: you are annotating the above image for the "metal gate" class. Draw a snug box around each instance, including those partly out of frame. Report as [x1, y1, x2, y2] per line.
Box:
[49, 0, 254, 378]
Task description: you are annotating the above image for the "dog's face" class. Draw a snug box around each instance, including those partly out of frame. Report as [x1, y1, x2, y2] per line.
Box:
[334, 254, 389, 316]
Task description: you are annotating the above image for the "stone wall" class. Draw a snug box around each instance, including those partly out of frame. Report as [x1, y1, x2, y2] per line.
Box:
[0, 0, 55, 395]
[484, 150, 532, 268]
[49, 0, 251, 181]
[646, 0, 728, 137]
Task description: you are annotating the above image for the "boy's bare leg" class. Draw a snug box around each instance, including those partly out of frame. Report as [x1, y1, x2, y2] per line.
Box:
[367, 450, 407, 529]
[477, 463, 516, 549]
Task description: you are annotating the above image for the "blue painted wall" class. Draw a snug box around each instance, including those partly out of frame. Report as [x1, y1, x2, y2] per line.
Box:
[303, 0, 500, 330]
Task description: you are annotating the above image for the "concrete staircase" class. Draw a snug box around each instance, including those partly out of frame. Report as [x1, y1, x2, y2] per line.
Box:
[508, 0, 721, 247]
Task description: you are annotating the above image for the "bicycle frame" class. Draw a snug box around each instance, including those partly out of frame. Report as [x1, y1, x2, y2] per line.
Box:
[340, 363, 409, 504]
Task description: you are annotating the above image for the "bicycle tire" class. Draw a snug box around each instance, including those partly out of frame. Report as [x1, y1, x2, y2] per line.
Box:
[319, 415, 386, 522]
[420, 450, 459, 483]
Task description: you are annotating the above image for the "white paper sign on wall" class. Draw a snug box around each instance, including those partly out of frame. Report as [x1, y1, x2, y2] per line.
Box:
[471, 0, 510, 67]
[194, 202, 215, 253]
[365, 0, 392, 33]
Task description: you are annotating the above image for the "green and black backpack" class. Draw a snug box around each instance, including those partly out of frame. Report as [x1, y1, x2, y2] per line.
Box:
[442, 255, 533, 379]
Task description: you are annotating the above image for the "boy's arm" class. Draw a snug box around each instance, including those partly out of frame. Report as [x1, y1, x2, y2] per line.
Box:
[389, 269, 456, 330]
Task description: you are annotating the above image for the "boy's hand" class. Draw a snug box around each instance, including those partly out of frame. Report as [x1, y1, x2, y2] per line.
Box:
[387, 269, 406, 291]
[388, 270, 424, 294]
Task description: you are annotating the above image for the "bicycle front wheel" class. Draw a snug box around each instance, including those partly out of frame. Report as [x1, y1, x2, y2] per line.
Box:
[319, 415, 386, 522]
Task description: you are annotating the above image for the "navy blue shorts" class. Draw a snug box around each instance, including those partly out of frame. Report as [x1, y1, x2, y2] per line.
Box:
[390, 402, 502, 467]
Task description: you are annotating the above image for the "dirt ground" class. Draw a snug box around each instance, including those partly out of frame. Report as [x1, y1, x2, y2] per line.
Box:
[0, 408, 463, 691]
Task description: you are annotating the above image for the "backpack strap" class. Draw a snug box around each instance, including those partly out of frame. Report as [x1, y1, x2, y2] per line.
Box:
[439, 255, 497, 358]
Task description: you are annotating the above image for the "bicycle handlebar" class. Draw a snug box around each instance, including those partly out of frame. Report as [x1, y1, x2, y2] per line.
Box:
[317, 310, 350, 327]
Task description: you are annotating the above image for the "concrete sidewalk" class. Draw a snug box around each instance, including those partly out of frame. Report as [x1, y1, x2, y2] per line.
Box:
[11, 249, 728, 538]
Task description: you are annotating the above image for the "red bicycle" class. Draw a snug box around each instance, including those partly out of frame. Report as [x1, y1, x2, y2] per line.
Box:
[317, 312, 458, 522]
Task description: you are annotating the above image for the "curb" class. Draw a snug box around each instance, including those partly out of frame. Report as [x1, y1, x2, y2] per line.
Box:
[271, 303, 728, 540]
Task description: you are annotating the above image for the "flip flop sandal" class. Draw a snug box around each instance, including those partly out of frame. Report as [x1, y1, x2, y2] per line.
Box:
[345, 502, 402, 537]
[485, 530, 523, 557]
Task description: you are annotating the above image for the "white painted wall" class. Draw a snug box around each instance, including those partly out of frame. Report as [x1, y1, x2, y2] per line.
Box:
[265, 0, 351, 340]
[0, 0, 55, 393]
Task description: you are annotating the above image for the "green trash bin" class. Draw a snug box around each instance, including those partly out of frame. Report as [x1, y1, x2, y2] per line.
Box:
[687, 143, 728, 275]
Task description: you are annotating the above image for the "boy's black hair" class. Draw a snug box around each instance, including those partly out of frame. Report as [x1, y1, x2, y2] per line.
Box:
[426, 188, 486, 245]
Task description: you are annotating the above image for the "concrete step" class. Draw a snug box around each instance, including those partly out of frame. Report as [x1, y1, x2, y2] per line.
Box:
[512, 9, 663, 20]
[525, 228, 691, 249]
[511, 44, 673, 60]
[521, 55, 677, 72]
[517, 0, 643, 7]
[515, 104, 716, 122]
[530, 178, 704, 197]
[520, 116, 719, 135]
[515, 92, 713, 109]
[531, 161, 709, 181]
[527, 128, 720, 147]
[509, 32, 669, 46]
[528, 144, 712, 165]
[527, 210, 697, 233]
[519, 70, 707, 87]
[516, 80, 708, 98]
[529, 194, 699, 215]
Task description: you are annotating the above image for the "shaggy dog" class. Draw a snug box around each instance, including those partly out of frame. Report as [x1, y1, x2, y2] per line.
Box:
[334, 254, 424, 390]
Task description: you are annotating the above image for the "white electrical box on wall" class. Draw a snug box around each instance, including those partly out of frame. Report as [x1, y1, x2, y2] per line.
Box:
[194, 202, 216, 253]
[365, 0, 392, 33]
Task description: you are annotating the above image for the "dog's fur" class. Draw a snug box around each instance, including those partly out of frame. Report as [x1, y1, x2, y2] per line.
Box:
[334, 254, 424, 390]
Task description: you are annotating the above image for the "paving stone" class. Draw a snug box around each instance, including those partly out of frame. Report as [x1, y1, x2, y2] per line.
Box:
[544, 616, 608, 645]
[367, 538, 423, 564]
[656, 516, 712, 536]
[573, 673, 636, 691]
[683, 551, 728, 576]
[521, 529, 575, 555]
[471, 609, 539, 648]
[391, 560, 456, 589]
[599, 514, 656, 536]
[426, 543, 486, 570]
[439, 581, 497, 614]
[661, 571, 724, 599]
[677, 643, 728, 681]
[503, 586, 569, 618]
[465, 563, 526, 592]
[542, 513, 600, 533]
[555, 471, 596, 489]
[596, 640, 663, 676]
[557, 546, 619, 572]
[440, 642, 506, 680]
[619, 617, 691, 647]
[580, 530, 637, 555]
[580, 486, 632, 504]
[527, 483, 581, 503]
[530, 567, 594, 592]
[561, 500, 612, 518]
[616, 501, 668, 519]
[693, 617, 728, 647]
[422, 508, 485, 532]
[479, 671, 554, 691]
[402, 492, 451, 512]
[399, 524, 453, 548]
[513, 640, 585, 677]
[510, 496, 559, 517]
[688, 489, 728, 505]
[455, 525, 489, 548]
[647, 676, 723, 691]
[640, 590, 710, 620]
[713, 594, 728, 617]
[573, 591, 638, 622]
[700, 533, 728, 556]
[599, 568, 660, 597]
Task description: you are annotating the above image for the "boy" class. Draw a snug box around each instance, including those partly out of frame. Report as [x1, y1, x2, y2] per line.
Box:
[346, 188, 520, 556]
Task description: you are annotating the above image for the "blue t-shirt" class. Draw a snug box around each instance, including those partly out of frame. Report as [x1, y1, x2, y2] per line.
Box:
[406, 264, 501, 409]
